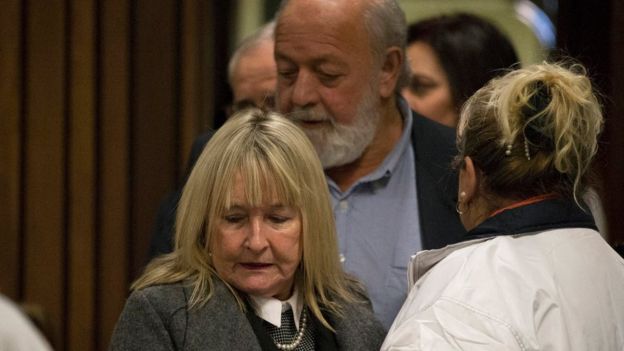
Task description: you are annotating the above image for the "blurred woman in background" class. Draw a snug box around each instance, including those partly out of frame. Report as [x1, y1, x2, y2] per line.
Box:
[402, 13, 519, 127]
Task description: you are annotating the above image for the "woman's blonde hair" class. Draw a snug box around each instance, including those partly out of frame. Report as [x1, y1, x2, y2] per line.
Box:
[132, 109, 361, 330]
[457, 61, 603, 205]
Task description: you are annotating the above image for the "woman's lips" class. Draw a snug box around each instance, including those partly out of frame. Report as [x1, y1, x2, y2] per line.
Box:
[240, 263, 272, 270]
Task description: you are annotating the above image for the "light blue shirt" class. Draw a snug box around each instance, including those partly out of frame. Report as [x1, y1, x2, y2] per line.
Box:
[327, 98, 421, 329]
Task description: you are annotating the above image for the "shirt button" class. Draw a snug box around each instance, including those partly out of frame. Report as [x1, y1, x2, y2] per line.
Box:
[339, 200, 349, 211]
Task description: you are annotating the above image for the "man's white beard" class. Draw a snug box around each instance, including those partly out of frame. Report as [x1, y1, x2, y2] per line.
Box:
[286, 87, 380, 169]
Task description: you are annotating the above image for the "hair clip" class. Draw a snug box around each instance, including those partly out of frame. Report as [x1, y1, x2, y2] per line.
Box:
[524, 139, 531, 160]
[505, 144, 512, 156]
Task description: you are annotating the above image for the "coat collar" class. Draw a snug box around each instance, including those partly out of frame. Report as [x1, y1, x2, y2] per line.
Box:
[409, 198, 597, 285]
[463, 198, 597, 241]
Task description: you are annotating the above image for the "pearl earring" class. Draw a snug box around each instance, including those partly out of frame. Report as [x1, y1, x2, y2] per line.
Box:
[456, 191, 466, 215]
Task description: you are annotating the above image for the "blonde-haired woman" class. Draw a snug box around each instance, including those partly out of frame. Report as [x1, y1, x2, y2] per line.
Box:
[110, 109, 385, 350]
[382, 62, 624, 350]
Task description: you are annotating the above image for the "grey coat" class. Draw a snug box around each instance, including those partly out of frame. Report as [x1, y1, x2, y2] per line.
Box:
[109, 280, 386, 350]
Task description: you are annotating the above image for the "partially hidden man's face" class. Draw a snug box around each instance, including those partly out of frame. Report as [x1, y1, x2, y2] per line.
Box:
[274, 0, 383, 169]
[231, 40, 277, 112]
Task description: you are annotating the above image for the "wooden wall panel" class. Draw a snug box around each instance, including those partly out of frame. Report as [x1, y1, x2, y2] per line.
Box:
[200, 1, 216, 131]
[1, 0, 225, 349]
[0, 0, 22, 300]
[131, 0, 178, 277]
[23, 0, 66, 348]
[206, 1, 232, 129]
[98, 0, 130, 349]
[180, 0, 202, 175]
[67, 0, 96, 349]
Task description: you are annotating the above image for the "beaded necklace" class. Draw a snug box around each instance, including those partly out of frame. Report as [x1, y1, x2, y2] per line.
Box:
[273, 309, 307, 351]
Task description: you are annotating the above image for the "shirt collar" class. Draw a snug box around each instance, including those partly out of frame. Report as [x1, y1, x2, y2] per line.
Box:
[248, 288, 303, 330]
[464, 197, 597, 241]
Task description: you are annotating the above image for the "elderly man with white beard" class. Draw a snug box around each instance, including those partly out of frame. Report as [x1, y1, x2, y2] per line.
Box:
[273, 0, 465, 329]
[150, 0, 465, 330]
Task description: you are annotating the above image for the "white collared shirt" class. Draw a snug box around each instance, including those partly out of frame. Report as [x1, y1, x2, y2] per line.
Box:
[249, 289, 303, 330]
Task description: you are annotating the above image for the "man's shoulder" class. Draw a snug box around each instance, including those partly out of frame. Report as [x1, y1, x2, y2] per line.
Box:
[410, 111, 456, 146]
[410, 111, 457, 166]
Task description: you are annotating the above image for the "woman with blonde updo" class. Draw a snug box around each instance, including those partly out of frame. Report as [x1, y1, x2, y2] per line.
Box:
[382, 62, 624, 350]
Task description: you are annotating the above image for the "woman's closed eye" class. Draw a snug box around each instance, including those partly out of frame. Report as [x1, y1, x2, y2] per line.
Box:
[223, 214, 246, 224]
[268, 214, 291, 224]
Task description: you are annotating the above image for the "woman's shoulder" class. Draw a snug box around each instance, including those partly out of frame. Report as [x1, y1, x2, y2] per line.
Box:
[129, 282, 190, 318]
[330, 278, 386, 348]
[134, 281, 188, 299]
[412, 231, 585, 320]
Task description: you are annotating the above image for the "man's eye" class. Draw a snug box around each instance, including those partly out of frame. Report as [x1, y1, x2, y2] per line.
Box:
[319, 73, 340, 84]
[278, 70, 297, 81]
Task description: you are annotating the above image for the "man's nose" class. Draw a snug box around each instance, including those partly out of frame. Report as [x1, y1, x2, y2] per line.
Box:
[291, 70, 320, 108]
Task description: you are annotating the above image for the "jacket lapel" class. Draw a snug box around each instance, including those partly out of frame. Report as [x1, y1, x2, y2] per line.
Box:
[184, 283, 263, 350]
[245, 310, 280, 351]
[312, 312, 339, 351]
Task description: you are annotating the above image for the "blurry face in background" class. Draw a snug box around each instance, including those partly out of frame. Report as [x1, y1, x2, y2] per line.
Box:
[402, 41, 457, 127]
[231, 40, 277, 112]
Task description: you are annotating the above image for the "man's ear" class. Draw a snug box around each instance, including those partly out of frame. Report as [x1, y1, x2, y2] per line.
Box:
[459, 156, 478, 203]
[378, 46, 403, 98]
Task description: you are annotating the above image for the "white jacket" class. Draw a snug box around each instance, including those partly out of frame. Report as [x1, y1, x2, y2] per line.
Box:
[382, 227, 624, 350]
[0, 294, 52, 351]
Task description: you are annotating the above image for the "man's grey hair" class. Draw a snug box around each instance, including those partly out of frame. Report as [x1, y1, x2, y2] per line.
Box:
[227, 21, 276, 86]
[277, 0, 410, 92]
[363, 0, 410, 91]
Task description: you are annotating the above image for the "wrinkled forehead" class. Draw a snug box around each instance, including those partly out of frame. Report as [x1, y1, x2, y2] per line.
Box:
[276, 0, 370, 47]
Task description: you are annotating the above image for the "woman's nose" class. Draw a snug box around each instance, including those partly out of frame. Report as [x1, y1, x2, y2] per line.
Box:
[245, 217, 268, 251]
